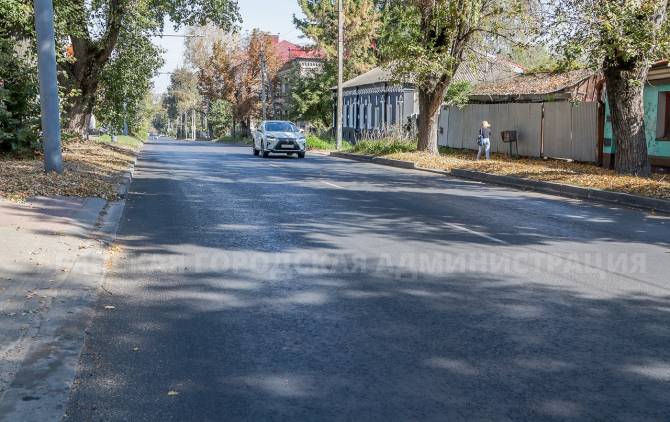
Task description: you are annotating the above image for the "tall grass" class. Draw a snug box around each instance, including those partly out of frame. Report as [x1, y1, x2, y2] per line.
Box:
[95, 134, 144, 149]
[306, 135, 352, 151]
[347, 138, 417, 155]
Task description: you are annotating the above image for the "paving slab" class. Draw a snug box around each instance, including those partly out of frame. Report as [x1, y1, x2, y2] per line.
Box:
[0, 196, 116, 421]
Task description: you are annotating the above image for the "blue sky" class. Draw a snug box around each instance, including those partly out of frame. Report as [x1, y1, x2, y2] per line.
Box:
[152, 0, 306, 94]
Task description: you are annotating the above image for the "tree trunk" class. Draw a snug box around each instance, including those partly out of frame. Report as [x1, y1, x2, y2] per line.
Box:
[192, 109, 196, 140]
[232, 115, 236, 140]
[62, 65, 100, 140]
[604, 62, 651, 177]
[63, 2, 124, 139]
[417, 88, 445, 155]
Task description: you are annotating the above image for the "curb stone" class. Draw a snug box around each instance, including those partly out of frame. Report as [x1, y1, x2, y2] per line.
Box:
[0, 200, 127, 422]
[116, 156, 138, 199]
[0, 146, 141, 421]
[327, 151, 670, 215]
[450, 169, 670, 214]
[330, 151, 374, 162]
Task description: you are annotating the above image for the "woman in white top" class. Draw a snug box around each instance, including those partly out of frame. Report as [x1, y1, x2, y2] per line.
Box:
[477, 121, 492, 161]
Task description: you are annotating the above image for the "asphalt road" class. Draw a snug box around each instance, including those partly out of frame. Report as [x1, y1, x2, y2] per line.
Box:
[64, 139, 670, 421]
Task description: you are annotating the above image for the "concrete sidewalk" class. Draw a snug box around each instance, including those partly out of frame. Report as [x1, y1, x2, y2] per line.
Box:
[0, 196, 121, 421]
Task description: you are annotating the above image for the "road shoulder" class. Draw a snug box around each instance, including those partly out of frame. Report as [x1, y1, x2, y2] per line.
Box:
[328, 151, 670, 214]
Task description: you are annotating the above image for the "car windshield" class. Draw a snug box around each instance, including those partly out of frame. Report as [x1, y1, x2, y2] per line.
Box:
[265, 122, 297, 132]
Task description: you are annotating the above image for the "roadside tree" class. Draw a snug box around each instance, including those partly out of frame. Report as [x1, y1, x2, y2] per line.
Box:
[545, 0, 670, 176]
[380, 0, 534, 154]
[291, 0, 381, 126]
[94, 30, 163, 138]
[1, 0, 239, 139]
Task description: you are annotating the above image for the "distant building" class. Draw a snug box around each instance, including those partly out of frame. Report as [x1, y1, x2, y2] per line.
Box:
[333, 56, 524, 142]
[269, 37, 325, 127]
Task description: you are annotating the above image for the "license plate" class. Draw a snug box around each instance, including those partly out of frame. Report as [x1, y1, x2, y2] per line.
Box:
[280, 144, 294, 149]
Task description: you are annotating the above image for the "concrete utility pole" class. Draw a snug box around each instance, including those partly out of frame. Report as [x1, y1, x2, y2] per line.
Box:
[34, 0, 63, 173]
[260, 49, 268, 121]
[123, 101, 129, 136]
[336, 0, 344, 151]
[191, 109, 196, 140]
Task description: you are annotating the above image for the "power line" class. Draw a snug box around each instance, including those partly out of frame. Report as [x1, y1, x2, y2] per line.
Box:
[260, 49, 269, 121]
[150, 34, 204, 38]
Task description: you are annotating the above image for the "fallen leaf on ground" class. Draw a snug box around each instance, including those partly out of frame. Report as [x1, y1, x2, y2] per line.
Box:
[387, 150, 670, 200]
[1, 140, 141, 202]
[103, 305, 115, 310]
[167, 390, 179, 396]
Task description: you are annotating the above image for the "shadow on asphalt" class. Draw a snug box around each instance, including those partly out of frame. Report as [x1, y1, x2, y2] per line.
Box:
[15, 139, 666, 420]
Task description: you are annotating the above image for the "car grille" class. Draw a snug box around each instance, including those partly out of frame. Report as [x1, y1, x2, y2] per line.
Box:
[275, 139, 298, 149]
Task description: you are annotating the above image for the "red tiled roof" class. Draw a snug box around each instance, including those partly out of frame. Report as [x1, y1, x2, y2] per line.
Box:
[271, 37, 324, 64]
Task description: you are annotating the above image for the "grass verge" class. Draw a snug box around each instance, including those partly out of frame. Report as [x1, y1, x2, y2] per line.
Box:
[306, 135, 352, 151]
[0, 140, 141, 202]
[95, 134, 144, 149]
[346, 138, 416, 156]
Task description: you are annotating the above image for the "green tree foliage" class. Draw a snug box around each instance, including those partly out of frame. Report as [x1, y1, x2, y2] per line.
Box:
[164, 68, 201, 139]
[295, 0, 381, 75]
[292, 0, 382, 127]
[545, 0, 670, 176]
[289, 62, 337, 128]
[1, 0, 240, 139]
[94, 30, 164, 136]
[0, 0, 40, 153]
[0, 44, 40, 153]
[152, 105, 168, 134]
[443, 81, 474, 109]
[208, 99, 233, 138]
[379, 0, 534, 154]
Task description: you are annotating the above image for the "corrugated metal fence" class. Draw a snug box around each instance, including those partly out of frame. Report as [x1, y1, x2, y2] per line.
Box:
[438, 102, 599, 162]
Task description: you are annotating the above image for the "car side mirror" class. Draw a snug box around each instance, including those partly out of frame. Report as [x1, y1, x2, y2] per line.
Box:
[299, 128, 305, 134]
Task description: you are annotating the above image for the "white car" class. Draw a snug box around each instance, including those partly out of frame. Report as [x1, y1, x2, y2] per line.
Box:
[253, 121, 306, 158]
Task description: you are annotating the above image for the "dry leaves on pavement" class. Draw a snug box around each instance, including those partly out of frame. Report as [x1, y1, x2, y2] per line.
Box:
[0, 141, 140, 202]
[388, 150, 670, 200]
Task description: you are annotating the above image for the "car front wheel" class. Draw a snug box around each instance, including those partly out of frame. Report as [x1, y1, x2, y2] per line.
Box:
[261, 143, 270, 158]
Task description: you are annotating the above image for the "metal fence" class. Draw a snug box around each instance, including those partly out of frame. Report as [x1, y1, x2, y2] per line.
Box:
[438, 102, 599, 162]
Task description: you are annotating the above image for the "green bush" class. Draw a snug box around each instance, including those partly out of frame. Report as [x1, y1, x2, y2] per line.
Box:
[0, 39, 41, 154]
[346, 138, 417, 156]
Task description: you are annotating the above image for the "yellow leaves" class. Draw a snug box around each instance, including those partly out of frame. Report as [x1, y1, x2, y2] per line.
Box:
[0, 141, 138, 202]
[387, 150, 670, 200]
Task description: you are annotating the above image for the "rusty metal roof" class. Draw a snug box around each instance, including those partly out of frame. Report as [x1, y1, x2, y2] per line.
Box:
[471, 69, 596, 97]
[338, 55, 524, 90]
